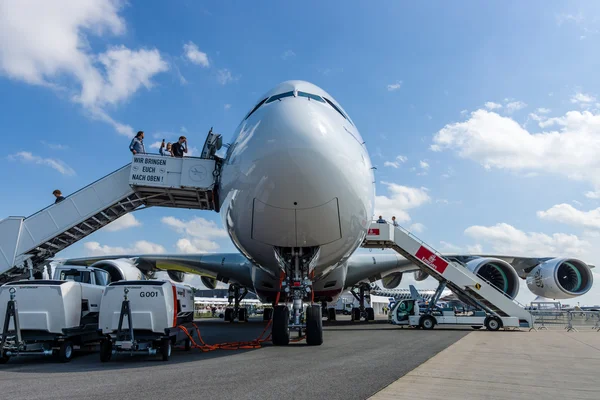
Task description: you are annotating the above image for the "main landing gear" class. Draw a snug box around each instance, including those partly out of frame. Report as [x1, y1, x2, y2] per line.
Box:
[350, 284, 375, 322]
[272, 247, 323, 346]
[224, 285, 249, 322]
[322, 301, 337, 321]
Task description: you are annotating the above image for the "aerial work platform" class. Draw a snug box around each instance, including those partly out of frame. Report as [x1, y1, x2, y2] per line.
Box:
[0, 143, 222, 283]
[362, 223, 533, 327]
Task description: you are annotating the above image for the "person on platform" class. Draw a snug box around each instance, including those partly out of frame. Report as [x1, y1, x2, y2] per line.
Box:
[171, 136, 188, 158]
[159, 139, 173, 156]
[129, 131, 145, 155]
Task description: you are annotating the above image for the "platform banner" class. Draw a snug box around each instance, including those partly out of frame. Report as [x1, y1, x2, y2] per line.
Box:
[130, 156, 168, 186]
[415, 246, 448, 274]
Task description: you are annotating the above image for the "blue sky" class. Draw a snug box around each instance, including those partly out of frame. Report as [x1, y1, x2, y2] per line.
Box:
[1, 1, 600, 305]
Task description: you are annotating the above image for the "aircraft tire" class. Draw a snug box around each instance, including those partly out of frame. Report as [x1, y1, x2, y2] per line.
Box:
[100, 339, 112, 362]
[0, 351, 10, 364]
[419, 315, 436, 330]
[263, 307, 273, 321]
[365, 307, 375, 321]
[351, 307, 361, 322]
[238, 307, 248, 322]
[184, 338, 192, 351]
[327, 307, 337, 321]
[272, 305, 290, 346]
[306, 305, 323, 346]
[224, 308, 234, 322]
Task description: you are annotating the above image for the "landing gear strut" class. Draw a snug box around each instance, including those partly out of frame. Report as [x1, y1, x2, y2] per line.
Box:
[272, 247, 323, 346]
[350, 284, 375, 322]
[224, 285, 248, 322]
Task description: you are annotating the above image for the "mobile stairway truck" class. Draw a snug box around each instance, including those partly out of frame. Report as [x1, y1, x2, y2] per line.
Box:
[98, 280, 195, 362]
[389, 298, 520, 330]
[0, 265, 109, 363]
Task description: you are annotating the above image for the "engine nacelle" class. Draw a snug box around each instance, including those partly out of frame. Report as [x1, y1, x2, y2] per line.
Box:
[167, 270, 186, 283]
[465, 258, 520, 299]
[201, 276, 218, 289]
[381, 272, 403, 289]
[89, 259, 146, 282]
[414, 270, 429, 281]
[526, 258, 593, 299]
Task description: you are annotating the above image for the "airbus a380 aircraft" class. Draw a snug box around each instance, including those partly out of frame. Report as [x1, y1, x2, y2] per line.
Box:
[64, 81, 594, 345]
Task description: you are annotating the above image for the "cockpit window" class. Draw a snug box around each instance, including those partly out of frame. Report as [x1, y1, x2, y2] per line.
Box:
[323, 97, 348, 120]
[265, 91, 294, 103]
[298, 91, 325, 102]
[244, 98, 268, 120]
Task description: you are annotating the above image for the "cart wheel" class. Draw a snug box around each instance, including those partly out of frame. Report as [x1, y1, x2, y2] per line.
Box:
[161, 338, 171, 361]
[100, 339, 112, 362]
[0, 351, 10, 364]
[58, 341, 73, 363]
[184, 338, 191, 351]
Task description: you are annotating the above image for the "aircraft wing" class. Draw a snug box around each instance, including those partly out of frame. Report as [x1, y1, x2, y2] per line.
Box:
[61, 253, 254, 289]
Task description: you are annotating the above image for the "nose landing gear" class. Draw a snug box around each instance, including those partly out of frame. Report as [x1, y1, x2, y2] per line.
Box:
[272, 247, 323, 346]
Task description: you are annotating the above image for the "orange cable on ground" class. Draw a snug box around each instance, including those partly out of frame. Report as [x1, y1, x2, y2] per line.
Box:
[177, 271, 287, 352]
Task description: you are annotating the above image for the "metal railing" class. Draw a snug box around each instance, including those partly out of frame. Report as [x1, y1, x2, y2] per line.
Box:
[530, 310, 600, 331]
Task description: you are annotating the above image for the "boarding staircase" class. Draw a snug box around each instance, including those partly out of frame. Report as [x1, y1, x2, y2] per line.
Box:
[362, 223, 533, 327]
[0, 138, 222, 283]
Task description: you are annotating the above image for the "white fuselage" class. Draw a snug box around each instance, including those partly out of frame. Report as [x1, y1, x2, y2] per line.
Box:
[218, 81, 374, 300]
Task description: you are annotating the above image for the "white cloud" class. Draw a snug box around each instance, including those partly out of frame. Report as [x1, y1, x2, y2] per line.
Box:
[431, 108, 600, 189]
[571, 92, 596, 108]
[281, 50, 296, 60]
[464, 223, 590, 257]
[505, 101, 527, 113]
[537, 203, 600, 229]
[217, 68, 235, 85]
[162, 216, 228, 239]
[175, 238, 220, 254]
[419, 160, 429, 170]
[183, 41, 209, 67]
[384, 155, 407, 168]
[485, 102, 502, 110]
[89, 45, 168, 106]
[103, 213, 141, 232]
[439, 241, 462, 252]
[585, 190, 600, 199]
[467, 244, 483, 253]
[0, 0, 168, 135]
[40, 141, 68, 150]
[180, 126, 188, 133]
[387, 81, 402, 91]
[8, 151, 75, 176]
[84, 240, 166, 256]
[162, 216, 227, 254]
[409, 222, 425, 233]
[573, 200, 583, 206]
[537, 108, 551, 114]
[224, 104, 231, 110]
[375, 182, 431, 223]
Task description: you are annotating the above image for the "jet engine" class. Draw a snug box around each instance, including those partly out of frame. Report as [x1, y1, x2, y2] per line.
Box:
[89, 258, 146, 282]
[201, 276, 218, 289]
[465, 258, 520, 299]
[381, 272, 403, 289]
[167, 270, 186, 283]
[526, 258, 593, 299]
[414, 270, 429, 281]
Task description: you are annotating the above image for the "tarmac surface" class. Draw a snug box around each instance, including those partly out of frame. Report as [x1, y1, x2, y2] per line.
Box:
[370, 329, 600, 400]
[0, 316, 468, 400]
